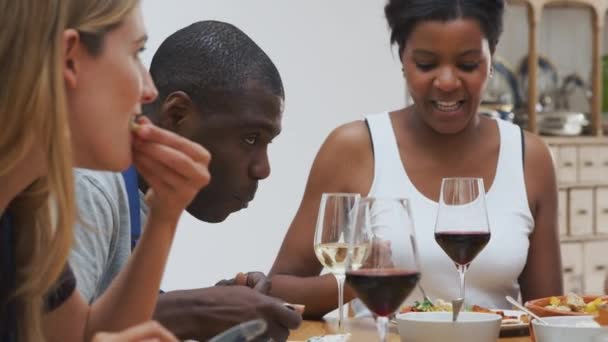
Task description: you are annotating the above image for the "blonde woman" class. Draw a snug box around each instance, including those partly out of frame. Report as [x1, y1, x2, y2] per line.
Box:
[0, 0, 210, 341]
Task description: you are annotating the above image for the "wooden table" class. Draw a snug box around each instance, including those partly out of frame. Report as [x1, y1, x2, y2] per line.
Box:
[289, 318, 531, 342]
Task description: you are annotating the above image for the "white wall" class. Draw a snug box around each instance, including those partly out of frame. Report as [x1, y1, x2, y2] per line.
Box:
[143, 1, 600, 290]
[140, 1, 405, 290]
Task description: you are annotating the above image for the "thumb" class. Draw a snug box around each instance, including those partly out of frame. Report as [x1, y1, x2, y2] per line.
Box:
[253, 277, 271, 294]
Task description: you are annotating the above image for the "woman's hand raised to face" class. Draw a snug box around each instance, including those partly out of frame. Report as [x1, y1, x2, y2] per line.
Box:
[131, 116, 211, 224]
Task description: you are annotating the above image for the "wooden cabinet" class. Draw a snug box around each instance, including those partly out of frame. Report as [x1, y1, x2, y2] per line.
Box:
[547, 137, 608, 294]
[508, 0, 607, 136]
[503, 0, 608, 296]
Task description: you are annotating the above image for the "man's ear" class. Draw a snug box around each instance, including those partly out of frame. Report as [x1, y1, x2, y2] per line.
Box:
[159, 91, 195, 130]
[63, 29, 80, 88]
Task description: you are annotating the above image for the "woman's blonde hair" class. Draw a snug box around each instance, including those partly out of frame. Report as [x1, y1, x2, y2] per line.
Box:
[67, 0, 140, 56]
[0, 0, 137, 340]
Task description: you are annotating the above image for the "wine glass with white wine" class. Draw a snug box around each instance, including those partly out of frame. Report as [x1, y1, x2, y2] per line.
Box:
[313, 193, 362, 329]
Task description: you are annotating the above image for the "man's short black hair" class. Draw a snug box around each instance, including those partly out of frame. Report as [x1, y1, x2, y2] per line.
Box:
[147, 20, 284, 114]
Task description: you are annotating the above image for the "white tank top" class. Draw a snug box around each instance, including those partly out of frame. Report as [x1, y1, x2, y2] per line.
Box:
[359, 112, 534, 310]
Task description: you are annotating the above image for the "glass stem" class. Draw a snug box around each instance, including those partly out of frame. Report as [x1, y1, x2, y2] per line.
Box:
[457, 264, 467, 302]
[376, 315, 389, 342]
[335, 273, 345, 330]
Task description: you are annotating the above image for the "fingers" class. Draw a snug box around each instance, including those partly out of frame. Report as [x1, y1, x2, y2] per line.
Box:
[252, 276, 271, 295]
[283, 303, 306, 315]
[235, 272, 248, 286]
[231, 272, 271, 294]
[91, 332, 111, 342]
[133, 118, 210, 164]
[267, 301, 303, 330]
[133, 150, 181, 192]
[92, 321, 178, 342]
[121, 321, 178, 342]
[215, 278, 236, 286]
[133, 137, 210, 186]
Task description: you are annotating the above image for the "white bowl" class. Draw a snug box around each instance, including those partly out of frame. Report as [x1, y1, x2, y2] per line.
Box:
[396, 312, 501, 342]
[532, 316, 608, 342]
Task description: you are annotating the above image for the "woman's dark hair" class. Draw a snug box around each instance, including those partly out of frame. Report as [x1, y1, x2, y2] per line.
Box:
[385, 0, 505, 57]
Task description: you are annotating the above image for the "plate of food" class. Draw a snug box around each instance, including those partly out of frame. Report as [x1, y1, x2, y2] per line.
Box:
[396, 299, 530, 332]
[525, 293, 608, 317]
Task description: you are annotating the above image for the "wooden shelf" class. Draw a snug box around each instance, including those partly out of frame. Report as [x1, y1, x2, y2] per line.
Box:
[558, 181, 608, 189]
[561, 234, 608, 242]
[543, 136, 608, 144]
[507, 0, 608, 136]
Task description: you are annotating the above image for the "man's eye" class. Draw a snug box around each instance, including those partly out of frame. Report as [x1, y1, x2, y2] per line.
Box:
[244, 136, 257, 145]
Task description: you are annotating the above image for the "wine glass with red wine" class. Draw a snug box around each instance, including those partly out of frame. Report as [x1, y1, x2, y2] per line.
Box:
[434, 177, 491, 308]
[345, 197, 420, 342]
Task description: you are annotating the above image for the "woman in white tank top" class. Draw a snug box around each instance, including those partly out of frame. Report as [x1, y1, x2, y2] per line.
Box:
[269, 0, 562, 318]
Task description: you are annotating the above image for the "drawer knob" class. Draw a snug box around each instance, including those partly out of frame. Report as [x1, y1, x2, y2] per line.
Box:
[563, 161, 574, 167]
[595, 265, 606, 271]
[577, 209, 588, 215]
[602, 208, 608, 214]
[583, 161, 594, 167]
[564, 267, 574, 273]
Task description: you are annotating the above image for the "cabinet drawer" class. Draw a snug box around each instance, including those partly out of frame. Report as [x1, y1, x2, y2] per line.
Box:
[598, 146, 608, 182]
[561, 242, 584, 294]
[569, 189, 594, 236]
[579, 146, 603, 182]
[597, 188, 608, 234]
[583, 241, 608, 294]
[557, 146, 578, 183]
[558, 190, 568, 236]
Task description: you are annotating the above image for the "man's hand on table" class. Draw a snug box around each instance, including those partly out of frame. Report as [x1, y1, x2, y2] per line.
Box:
[216, 271, 271, 294]
[154, 284, 302, 342]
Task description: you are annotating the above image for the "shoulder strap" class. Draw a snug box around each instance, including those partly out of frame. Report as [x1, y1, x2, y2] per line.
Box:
[121, 166, 141, 250]
[520, 127, 525, 168]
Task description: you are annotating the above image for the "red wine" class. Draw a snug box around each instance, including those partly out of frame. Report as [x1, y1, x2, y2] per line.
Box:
[435, 231, 490, 266]
[345, 269, 420, 317]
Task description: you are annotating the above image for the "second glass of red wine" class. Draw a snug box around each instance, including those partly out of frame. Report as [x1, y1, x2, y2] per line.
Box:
[345, 197, 420, 342]
[434, 177, 491, 308]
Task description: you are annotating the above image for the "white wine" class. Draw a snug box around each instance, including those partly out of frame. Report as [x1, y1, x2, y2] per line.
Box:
[314, 242, 368, 274]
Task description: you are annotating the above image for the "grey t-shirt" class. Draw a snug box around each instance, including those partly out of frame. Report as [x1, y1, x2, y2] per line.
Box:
[70, 168, 147, 302]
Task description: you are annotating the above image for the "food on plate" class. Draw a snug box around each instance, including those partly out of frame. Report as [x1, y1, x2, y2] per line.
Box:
[403, 299, 453, 312]
[544, 293, 607, 314]
[399, 299, 529, 325]
[470, 305, 530, 324]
